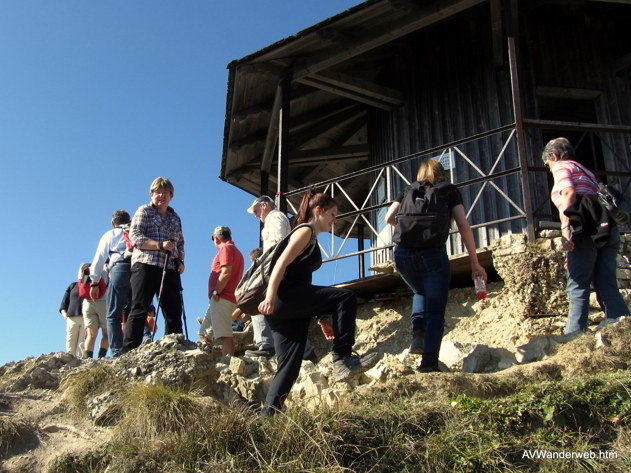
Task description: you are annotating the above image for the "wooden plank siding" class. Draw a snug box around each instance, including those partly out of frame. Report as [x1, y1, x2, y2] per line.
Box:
[367, 5, 525, 256]
[367, 3, 631, 257]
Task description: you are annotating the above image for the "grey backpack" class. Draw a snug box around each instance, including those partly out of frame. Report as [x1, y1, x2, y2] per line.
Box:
[235, 223, 317, 315]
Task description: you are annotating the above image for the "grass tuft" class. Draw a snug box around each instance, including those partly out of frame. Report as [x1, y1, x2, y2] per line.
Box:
[49, 371, 631, 473]
[0, 417, 33, 454]
[59, 365, 120, 415]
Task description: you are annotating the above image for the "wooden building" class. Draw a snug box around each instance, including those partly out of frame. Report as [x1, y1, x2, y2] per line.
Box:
[220, 0, 631, 281]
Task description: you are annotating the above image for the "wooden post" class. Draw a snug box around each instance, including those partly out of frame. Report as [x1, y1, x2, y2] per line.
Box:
[277, 75, 291, 214]
[508, 36, 536, 243]
[357, 224, 365, 278]
[260, 170, 269, 248]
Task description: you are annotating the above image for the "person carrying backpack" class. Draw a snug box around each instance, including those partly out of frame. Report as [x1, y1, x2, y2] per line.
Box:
[385, 158, 486, 373]
[257, 190, 378, 415]
[78, 262, 109, 358]
[88, 209, 133, 357]
[542, 137, 630, 334]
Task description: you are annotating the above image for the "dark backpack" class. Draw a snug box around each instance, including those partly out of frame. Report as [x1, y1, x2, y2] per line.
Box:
[235, 223, 317, 315]
[392, 180, 452, 249]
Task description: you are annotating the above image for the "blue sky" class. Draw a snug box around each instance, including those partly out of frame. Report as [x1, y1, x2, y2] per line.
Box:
[0, 0, 365, 366]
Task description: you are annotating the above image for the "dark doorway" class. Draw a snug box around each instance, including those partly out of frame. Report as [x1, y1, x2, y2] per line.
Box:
[538, 96, 606, 176]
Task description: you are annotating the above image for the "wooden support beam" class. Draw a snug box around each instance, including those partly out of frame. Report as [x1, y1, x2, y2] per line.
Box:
[228, 133, 266, 152]
[292, 0, 487, 80]
[277, 76, 291, 213]
[536, 86, 601, 100]
[388, 0, 421, 12]
[236, 145, 369, 171]
[232, 104, 271, 122]
[300, 116, 368, 183]
[289, 103, 361, 131]
[309, 70, 403, 105]
[261, 85, 282, 173]
[290, 145, 369, 161]
[296, 76, 396, 110]
[490, 0, 504, 68]
[289, 107, 366, 150]
[316, 28, 352, 44]
[238, 62, 286, 76]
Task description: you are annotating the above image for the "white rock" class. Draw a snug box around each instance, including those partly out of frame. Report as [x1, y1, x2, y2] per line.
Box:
[439, 341, 492, 373]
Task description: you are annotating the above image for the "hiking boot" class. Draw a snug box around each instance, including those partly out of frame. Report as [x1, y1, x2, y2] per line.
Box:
[332, 351, 379, 383]
[244, 347, 275, 358]
[409, 328, 424, 354]
[416, 363, 441, 373]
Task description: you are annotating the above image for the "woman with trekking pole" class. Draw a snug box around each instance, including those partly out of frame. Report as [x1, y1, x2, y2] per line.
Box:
[257, 189, 378, 415]
[122, 177, 185, 352]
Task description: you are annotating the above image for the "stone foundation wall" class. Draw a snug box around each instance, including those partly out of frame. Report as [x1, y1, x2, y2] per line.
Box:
[491, 230, 631, 318]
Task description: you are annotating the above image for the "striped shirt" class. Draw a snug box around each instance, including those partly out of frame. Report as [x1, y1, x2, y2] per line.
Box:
[130, 204, 185, 270]
[550, 160, 599, 211]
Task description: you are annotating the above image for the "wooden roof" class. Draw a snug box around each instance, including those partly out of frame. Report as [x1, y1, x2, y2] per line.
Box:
[220, 0, 624, 229]
[221, 0, 490, 220]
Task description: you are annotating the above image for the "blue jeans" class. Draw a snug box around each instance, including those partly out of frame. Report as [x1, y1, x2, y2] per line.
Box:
[394, 246, 451, 359]
[106, 262, 131, 356]
[565, 227, 629, 334]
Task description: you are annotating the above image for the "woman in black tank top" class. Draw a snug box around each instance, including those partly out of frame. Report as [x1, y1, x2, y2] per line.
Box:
[258, 190, 378, 415]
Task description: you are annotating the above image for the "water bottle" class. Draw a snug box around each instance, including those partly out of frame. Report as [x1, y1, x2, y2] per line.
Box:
[474, 273, 487, 300]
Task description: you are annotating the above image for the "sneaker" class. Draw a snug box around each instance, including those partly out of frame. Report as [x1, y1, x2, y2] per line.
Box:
[409, 328, 424, 354]
[332, 351, 379, 383]
[416, 364, 441, 373]
[244, 347, 275, 358]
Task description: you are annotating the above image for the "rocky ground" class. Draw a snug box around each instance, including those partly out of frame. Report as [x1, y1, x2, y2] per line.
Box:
[1, 273, 630, 472]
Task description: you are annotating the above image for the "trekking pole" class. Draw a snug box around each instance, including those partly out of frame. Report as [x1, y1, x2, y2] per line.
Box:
[151, 252, 169, 342]
[178, 274, 189, 341]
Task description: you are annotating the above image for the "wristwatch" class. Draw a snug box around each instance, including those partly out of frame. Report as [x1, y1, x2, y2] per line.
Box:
[212, 290, 219, 297]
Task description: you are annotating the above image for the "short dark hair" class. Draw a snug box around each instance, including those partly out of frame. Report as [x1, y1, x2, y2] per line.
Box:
[542, 137, 575, 164]
[112, 210, 131, 226]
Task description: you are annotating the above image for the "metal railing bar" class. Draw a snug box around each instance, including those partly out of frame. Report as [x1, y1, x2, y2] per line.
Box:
[361, 214, 389, 246]
[361, 168, 384, 209]
[523, 119, 631, 134]
[391, 164, 411, 186]
[488, 181, 526, 215]
[337, 202, 390, 220]
[323, 245, 395, 264]
[335, 215, 360, 257]
[527, 166, 631, 178]
[318, 241, 330, 259]
[465, 131, 516, 219]
[453, 146, 486, 178]
[285, 123, 517, 196]
[335, 181, 360, 211]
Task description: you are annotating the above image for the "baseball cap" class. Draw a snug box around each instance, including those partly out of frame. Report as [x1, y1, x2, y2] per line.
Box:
[247, 195, 274, 214]
[212, 225, 232, 240]
[148, 304, 156, 313]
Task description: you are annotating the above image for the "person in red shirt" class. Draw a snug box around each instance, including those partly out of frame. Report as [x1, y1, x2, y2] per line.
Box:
[199, 226, 244, 355]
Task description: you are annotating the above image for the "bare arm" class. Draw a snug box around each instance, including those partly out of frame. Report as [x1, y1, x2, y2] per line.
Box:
[452, 204, 486, 280]
[557, 187, 576, 251]
[213, 265, 232, 299]
[385, 201, 400, 226]
[258, 227, 312, 315]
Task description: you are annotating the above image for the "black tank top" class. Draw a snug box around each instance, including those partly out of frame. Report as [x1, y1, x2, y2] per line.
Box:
[281, 224, 321, 287]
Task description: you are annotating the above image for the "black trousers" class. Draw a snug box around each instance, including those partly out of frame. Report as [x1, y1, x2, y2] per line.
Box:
[123, 263, 182, 351]
[264, 284, 356, 411]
